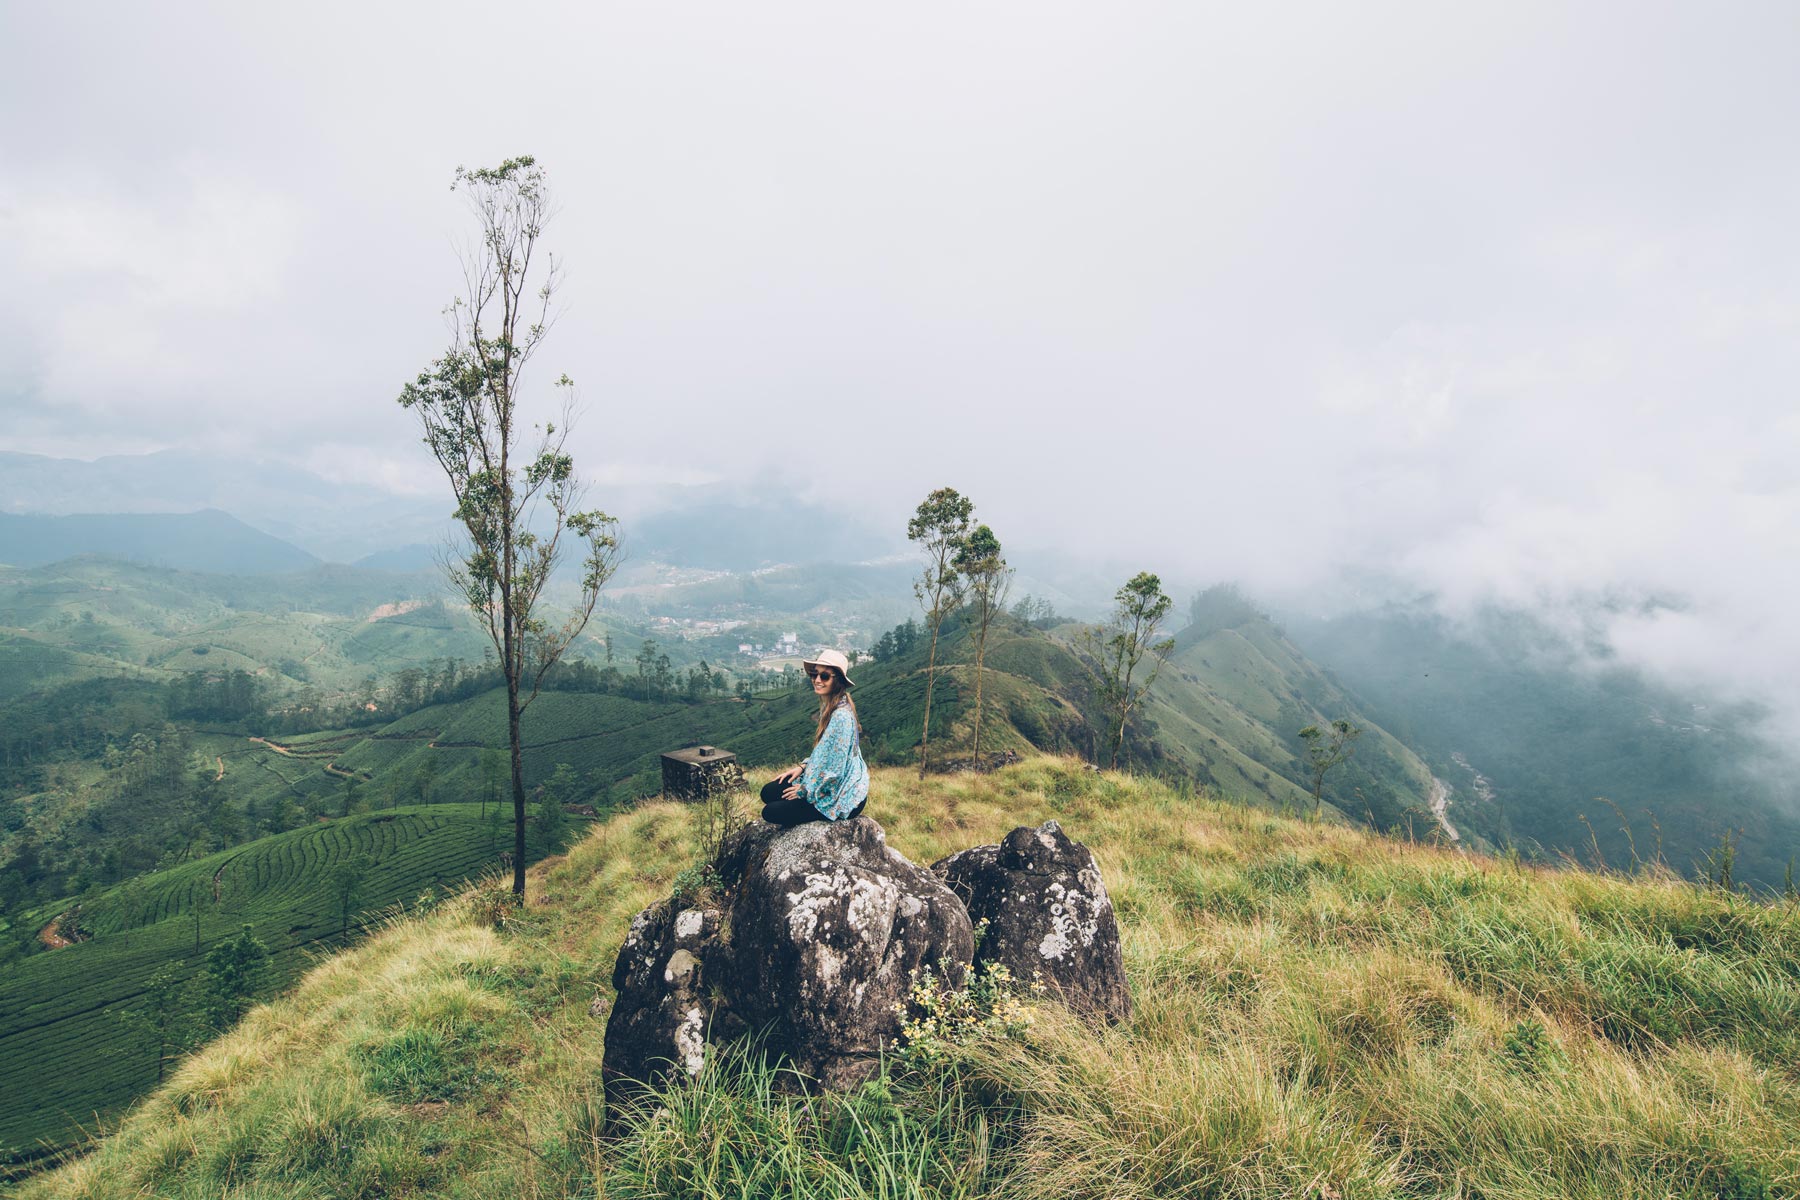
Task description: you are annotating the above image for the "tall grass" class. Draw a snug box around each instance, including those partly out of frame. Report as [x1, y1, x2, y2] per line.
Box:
[20, 757, 1800, 1199]
[605, 1042, 1003, 1200]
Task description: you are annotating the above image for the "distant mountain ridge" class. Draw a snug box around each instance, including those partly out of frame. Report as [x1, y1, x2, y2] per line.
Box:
[0, 450, 451, 563]
[0, 510, 319, 574]
[0, 451, 899, 571]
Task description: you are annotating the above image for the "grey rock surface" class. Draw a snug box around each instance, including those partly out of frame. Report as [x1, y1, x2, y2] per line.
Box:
[601, 898, 730, 1114]
[602, 816, 974, 1100]
[933, 819, 1132, 1023]
[716, 816, 974, 1088]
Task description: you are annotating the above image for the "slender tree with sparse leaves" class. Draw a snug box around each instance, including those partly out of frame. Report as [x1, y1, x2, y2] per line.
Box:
[1080, 571, 1176, 770]
[1299, 718, 1362, 818]
[398, 156, 621, 897]
[907, 488, 974, 777]
[954, 523, 1012, 765]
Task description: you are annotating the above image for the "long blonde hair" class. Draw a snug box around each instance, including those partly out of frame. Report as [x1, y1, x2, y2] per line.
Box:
[813, 670, 857, 744]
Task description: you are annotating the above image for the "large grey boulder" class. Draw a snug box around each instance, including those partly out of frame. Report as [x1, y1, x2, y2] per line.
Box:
[601, 816, 974, 1101]
[715, 816, 974, 1088]
[932, 819, 1132, 1024]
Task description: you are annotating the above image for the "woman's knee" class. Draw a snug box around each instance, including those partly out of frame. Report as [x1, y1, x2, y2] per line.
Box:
[761, 798, 822, 827]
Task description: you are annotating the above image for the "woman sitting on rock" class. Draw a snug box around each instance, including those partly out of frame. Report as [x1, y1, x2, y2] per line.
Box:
[762, 649, 869, 826]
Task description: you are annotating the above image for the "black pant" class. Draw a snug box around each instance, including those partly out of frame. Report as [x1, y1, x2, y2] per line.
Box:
[760, 778, 866, 827]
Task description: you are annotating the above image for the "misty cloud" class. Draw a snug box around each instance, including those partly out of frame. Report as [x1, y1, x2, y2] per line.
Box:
[3, 3, 1799, 731]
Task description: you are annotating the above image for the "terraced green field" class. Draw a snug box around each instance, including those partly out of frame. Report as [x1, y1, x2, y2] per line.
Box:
[0, 805, 556, 1164]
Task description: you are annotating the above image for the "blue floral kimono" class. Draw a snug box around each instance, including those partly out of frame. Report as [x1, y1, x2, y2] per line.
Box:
[798, 700, 869, 819]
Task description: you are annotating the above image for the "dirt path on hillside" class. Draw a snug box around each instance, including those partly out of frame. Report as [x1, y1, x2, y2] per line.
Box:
[215, 755, 225, 781]
[248, 736, 293, 756]
[1428, 776, 1461, 845]
[38, 913, 74, 950]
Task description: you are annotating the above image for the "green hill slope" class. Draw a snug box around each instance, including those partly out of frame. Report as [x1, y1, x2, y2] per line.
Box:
[1141, 617, 1443, 831]
[961, 615, 1439, 830]
[0, 805, 566, 1165]
[0, 556, 491, 695]
[288, 609, 1425, 827]
[0, 612, 1451, 1169]
[18, 759, 1800, 1198]
[1289, 605, 1800, 886]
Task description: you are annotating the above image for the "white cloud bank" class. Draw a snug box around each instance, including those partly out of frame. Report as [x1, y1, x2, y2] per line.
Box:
[2, 1, 1798, 734]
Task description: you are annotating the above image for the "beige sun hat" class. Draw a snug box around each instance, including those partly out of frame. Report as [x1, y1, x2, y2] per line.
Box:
[801, 648, 856, 687]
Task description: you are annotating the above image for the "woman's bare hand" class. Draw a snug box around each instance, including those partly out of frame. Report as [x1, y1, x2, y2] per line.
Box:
[781, 783, 803, 800]
[776, 764, 804, 783]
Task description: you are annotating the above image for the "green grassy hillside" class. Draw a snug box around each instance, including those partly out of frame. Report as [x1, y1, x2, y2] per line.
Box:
[1290, 605, 1800, 887]
[0, 637, 92, 701]
[0, 609, 1440, 953]
[965, 616, 1437, 830]
[274, 610, 1421, 826]
[0, 804, 567, 1165]
[1144, 618, 1442, 832]
[331, 664, 965, 799]
[0, 557, 491, 698]
[0, 609, 1457, 1173]
[18, 758, 1800, 1198]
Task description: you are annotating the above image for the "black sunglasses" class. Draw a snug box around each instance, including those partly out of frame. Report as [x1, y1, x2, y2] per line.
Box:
[807, 668, 838, 681]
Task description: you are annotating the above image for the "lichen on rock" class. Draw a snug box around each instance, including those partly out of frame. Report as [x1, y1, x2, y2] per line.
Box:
[716, 816, 974, 1090]
[933, 820, 1132, 1024]
[600, 898, 725, 1115]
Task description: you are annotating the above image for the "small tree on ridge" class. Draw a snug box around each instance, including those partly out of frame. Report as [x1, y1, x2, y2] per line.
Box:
[954, 523, 1012, 764]
[1299, 718, 1362, 818]
[1081, 571, 1175, 770]
[908, 487, 974, 777]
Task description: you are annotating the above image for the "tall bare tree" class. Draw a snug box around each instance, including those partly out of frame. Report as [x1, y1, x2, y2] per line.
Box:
[907, 487, 973, 777]
[1080, 571, 1175, 770]
[398, 156, 620, 897]
[954, 523, 1012, 765]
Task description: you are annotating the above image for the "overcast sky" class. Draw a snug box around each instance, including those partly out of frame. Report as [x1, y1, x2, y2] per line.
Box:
[4, 3, 1800, 725]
